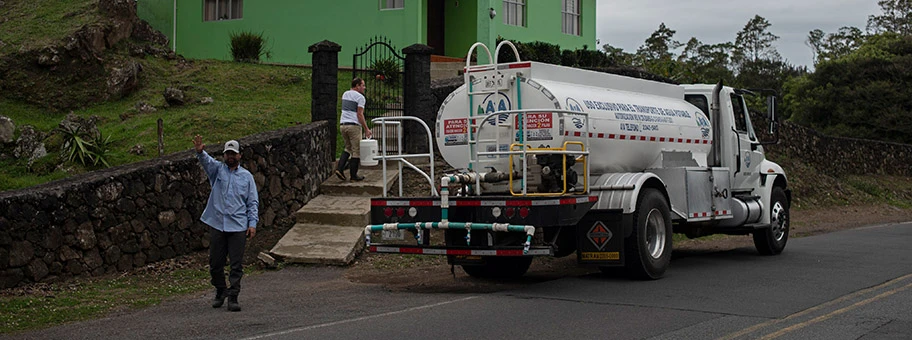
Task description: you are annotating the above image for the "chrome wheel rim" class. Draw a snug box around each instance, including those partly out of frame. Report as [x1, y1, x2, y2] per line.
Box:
[771, 201, 787, 241]
[645, 208, 667, 259]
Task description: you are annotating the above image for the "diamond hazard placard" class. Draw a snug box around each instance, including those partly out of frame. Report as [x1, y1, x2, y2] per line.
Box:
[587, 221, 613, 251]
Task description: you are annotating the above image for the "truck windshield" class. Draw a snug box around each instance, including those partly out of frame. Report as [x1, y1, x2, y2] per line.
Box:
[730, 94, 756, 140]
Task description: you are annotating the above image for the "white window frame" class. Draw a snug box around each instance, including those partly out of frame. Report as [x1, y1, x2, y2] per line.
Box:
[380, 0, 404, 10]
[561, 0, 580, 36]
[503, 0, 526, 27]
[204, 0, 243, 21]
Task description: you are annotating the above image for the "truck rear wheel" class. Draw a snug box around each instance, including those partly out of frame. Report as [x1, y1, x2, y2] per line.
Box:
[753, 186, 789, 255]
[462, 257, 533, 279]
[625, 188, 672, 280]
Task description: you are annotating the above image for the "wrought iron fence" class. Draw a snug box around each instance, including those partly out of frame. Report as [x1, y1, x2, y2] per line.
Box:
[352, 36, 405, 154]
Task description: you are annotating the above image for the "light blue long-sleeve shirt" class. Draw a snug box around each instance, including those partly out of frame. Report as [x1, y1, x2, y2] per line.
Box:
[196, 151, 259, 232]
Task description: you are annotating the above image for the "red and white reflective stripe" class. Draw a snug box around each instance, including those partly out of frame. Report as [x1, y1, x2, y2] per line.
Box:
[370, 246, 550, 256]
[691, 210, 731, 218]
[498, 62, 531, 69]
[373, 196, 597, 207]
[565, 131, 712, 145]
[372, 200, 440, 207]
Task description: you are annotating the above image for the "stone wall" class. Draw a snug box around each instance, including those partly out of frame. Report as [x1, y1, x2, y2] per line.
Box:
[0, 122, 332, 288]
[754, 113, 912, 177]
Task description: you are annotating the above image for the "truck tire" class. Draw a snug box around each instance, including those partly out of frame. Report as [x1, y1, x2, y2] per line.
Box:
[625, 188, 672, 280]
[753, 186, 789, 255]
[462, 257, 533, 279]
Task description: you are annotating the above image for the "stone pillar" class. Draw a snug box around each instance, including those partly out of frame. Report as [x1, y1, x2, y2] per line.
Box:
[309, 40, 341, 156]
[402, 44, 435, 155]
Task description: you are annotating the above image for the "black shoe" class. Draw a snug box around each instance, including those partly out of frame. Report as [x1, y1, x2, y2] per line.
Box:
[335, 152, 350, 180]
[227, 295, 241, 312]
[211, 289, 226, 308]
[350, 158, 365, 181]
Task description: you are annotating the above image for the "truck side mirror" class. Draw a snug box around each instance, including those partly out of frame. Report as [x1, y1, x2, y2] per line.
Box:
[759, 95, 779, 145]
[767, 95, 776, 123]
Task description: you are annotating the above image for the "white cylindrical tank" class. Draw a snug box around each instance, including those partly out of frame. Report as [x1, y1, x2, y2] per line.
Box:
[360, 139, 378, 166]
[435, 76, 712, 176]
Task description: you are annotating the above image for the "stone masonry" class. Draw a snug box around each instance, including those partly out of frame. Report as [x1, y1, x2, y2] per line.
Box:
[0, 122, 332, 288]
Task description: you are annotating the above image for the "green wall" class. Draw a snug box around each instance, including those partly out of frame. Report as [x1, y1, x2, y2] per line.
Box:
[137, 0, 596, 66]
[444, 0, 478, 62]
[496, 0, 596, 51]
[148, 0, 426, 65]
[137, 0, 175, 49]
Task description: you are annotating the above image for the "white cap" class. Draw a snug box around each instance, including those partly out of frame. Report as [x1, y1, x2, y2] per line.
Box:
[224, 140, 240, 153]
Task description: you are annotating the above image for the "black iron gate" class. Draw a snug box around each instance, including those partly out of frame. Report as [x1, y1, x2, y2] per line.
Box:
[352, 36, 405, 154]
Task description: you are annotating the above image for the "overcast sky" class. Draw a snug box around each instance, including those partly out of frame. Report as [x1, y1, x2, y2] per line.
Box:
[596, 0, 884, 67]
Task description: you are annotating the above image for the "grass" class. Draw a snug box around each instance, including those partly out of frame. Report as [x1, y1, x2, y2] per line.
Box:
[0, 264, 210, 334]
[0, 0, 100, 55]
[0, 55, 355, 192]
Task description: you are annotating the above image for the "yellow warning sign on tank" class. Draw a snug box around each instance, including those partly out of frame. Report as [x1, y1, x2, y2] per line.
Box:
[581, 252, 619, 260]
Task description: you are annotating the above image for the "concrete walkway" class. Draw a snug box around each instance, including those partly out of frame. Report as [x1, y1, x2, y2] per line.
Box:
[269, 166, 398, 265]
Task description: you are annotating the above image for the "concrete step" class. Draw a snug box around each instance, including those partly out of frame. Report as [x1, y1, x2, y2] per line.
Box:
[321, 166, 399, 196]
[295, 195, 371, 226]
[269, 223, 365, 265]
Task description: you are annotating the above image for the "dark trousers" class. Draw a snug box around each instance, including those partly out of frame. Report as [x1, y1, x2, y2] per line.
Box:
[209, 227, 246, 296]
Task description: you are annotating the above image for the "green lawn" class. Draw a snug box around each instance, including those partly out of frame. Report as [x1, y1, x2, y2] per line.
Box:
[0, 56, 353, 191]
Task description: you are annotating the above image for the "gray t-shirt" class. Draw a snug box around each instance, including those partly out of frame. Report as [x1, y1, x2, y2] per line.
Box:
[340, 90, 366, 124]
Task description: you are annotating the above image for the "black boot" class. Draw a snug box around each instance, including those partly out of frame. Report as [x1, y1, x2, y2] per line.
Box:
[350, 158, 365, 181]
[211, 289, 226, 308]
[334, 151, 350, 180]
[227, 295, 241, 312]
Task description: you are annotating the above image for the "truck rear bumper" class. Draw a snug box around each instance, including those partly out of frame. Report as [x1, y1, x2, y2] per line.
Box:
[369, 245, 553, 256]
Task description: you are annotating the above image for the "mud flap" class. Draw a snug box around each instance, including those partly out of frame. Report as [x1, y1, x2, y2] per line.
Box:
[576, 210, 628, 266]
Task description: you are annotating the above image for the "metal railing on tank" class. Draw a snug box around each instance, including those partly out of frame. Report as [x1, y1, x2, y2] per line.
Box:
[370, 116, 438, 197]
[471, 109, 591, 196]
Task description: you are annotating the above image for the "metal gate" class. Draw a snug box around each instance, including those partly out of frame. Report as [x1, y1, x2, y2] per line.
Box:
[352, 36, 405, 154]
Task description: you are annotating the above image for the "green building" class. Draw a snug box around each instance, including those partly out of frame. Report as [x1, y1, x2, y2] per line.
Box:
[137, 0, 597, 66]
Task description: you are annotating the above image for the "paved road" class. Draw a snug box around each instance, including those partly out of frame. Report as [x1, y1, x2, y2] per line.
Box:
[5, 222, 911, 340]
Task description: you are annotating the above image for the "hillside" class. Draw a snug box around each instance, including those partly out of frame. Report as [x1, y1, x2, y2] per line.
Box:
[0, 0, 352, 190]
[0, 1, 911, 212]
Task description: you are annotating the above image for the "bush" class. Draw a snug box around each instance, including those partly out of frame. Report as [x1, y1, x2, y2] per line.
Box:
[369, 57, 401, 87]
[58, 125, 112, 168]
[229, 31, 269, 63]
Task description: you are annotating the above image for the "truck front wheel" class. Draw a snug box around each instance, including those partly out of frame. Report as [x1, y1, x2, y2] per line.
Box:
[753, 186, 789, 255]
[625, 188, 672, 280]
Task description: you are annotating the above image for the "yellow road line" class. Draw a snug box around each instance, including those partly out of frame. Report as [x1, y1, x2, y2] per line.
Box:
[760, 281, 912, 339]
[717, 273, 912, 340]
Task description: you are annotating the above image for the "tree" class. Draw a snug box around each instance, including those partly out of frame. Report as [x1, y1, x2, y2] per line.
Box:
[867, 0, 912, 35]
[677, 38, 735, 84]
[806, 27, 866, 64]
[786, 33, 912, 143]
[733, 15, 781, 67]
[636, 23, 683, 63]
[635, 23, 684, 79]
[602, 43, 635, 66]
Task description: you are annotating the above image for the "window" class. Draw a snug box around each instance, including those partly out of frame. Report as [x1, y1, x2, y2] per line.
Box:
[381, 0, 404, 10]
[503, 0, 526, 27]
[204, 0, 242, 21]
[561, 0, 580, 35]
[685, 95, 709, 117]
[730, 94, 749, 133]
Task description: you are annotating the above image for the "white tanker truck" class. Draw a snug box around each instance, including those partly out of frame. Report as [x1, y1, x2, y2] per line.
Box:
[364, 42, 790, 279]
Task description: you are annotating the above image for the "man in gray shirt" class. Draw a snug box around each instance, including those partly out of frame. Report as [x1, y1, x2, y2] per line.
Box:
[335, 77, 372, 181]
